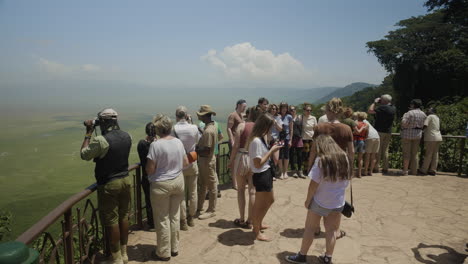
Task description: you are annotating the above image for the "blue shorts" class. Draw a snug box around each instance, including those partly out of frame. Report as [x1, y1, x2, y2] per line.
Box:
[354, 140, 365, 153]
[309, 199, 344, 217]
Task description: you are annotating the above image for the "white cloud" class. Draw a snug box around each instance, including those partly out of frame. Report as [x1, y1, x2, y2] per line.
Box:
[36, 57, 115, 77]
[201, 42, 310, 84]
[81, 64, 101, 72]
[38, 58, 72, 75]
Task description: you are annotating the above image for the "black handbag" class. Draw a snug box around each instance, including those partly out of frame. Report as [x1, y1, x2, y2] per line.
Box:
[342, 179, 354, 218]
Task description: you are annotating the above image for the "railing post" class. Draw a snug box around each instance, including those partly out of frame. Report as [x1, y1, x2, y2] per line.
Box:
[458, 137, 466, 176]
[135, 166, 143, 228]
[63, 209, 74, 264]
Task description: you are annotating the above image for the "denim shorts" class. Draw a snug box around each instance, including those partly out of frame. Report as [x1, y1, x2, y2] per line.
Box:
[354, 140, 365, 153]
[309, 199, 344, 217]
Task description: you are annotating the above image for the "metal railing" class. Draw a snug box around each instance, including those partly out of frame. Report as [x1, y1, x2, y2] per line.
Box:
[13, 142, 231, 264]
[15, 164, 143, 264]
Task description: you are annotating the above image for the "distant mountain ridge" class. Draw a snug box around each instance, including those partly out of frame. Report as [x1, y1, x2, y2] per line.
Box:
[314, 82, 377, 103]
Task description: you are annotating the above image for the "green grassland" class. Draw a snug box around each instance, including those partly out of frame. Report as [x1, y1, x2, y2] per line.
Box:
[0, 110, 227, 239]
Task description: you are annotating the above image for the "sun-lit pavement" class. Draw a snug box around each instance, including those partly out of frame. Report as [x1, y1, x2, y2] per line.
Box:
[126, 171, 468, 264]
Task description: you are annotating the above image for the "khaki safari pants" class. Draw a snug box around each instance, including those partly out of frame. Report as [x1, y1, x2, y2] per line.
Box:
[197, 156, 218, 213]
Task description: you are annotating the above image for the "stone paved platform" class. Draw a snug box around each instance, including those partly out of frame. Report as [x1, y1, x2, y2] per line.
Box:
[126, 171, 468, 264]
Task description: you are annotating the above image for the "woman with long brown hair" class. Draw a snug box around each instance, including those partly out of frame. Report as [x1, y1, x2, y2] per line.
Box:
[247, 113, 283, 241]
[286, 135, 352, 264]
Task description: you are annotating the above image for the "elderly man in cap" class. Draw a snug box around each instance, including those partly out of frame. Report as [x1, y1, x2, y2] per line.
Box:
[196, 105, 219, 220]
[172, 106, 201, 229]
[368, 94, 396, 173]
[81, 108, 132, 264]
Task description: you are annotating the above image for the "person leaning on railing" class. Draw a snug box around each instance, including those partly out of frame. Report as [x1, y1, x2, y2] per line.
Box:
[80, 108, 132, 264]
[400, 99, 427, 176]
[419, 107, 443, 176]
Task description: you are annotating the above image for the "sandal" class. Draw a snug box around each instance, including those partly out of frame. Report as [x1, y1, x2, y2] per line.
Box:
[234, 218, 246, 227]
[336, 230, 346, 240]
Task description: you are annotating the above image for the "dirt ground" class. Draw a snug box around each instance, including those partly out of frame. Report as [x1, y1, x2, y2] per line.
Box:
[126, 170, 468, 264]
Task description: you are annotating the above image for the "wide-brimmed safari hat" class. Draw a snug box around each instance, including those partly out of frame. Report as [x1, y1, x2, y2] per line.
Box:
[196, 105, 216, 117]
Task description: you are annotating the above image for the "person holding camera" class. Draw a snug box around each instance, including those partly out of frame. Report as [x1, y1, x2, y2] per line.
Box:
[137, 122, 156, 231]
[172, 106, 201, 230]
[368, 94, 396, 173]
[80, 108, 132, 264]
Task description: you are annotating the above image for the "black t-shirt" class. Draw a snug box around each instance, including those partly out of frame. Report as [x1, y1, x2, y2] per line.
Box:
[137, 139, 151, 176]
[374, 105, 396, 133]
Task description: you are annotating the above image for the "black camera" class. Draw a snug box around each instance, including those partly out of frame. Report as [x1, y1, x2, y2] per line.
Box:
[83, 119, 101, 127]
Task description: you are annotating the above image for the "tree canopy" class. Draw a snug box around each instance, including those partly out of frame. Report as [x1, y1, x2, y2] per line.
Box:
[366, 0, 467, 111]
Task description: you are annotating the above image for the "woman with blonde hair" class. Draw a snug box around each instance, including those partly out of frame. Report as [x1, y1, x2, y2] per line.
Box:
[286, 135, 352, 264]
[146, 114, 188, 261]
[307, 97, 353, 240]
[247, 113, 283, 241]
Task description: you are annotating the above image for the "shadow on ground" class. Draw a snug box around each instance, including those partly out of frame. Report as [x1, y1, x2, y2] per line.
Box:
[412, 243, 467, 264]
[127, 243, 154, 262]
[279, 228, 325, 239]
[208, 219, 237, 229]
[276, 251, 320, 264]
[217, 229, 254, 246]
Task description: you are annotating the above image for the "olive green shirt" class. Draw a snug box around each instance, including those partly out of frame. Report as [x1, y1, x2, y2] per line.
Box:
[80, 135, 109, 160]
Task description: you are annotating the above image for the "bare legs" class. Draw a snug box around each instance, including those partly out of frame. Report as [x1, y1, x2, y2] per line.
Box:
[299, 211, 341, 257]
[364, 153, 377, 175]
[236, 171, 255, 224]
[278, 159, 290, 179]
[252, 191, 274, 241]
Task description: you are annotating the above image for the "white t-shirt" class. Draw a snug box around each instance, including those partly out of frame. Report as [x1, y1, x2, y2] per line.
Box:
[424, 114, 442, 142]
[249, 137, 270, 173]
[302, 115, 317, 140]
[309, 157, 349, 209]
[318, 114, 329, 124]
[172, 120, 200, 152]
[147, 138, 185, 182]
[363, 120, 379, 139]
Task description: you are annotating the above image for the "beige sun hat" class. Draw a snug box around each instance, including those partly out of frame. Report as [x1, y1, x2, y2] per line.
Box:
[98, 108, 118, 119]
[196, 105, 216, 117]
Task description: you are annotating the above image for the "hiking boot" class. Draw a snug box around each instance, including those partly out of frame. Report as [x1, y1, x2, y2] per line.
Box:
[285, 252, 306, 264]
[187, 216, 194, 227]
[198, 211, 216, 220]
[180, 220, 188, 231]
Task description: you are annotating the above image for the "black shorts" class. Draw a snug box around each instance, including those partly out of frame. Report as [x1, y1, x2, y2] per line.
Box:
[279, 139, 290, 159]
[253, 168, 274, 192]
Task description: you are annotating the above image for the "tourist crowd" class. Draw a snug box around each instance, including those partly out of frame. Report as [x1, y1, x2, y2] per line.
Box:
[80, 94, 443, 263]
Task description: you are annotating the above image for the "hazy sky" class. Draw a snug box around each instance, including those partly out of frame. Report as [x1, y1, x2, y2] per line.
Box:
[0, 0, 428, 89]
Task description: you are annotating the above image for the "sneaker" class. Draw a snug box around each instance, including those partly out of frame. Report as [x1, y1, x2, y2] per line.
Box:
[273, 177, 277, 181]
[198, 211, 216, 220]
[428, 170, 436, 176]
[187, 216, 194, 227]
[121, 246, 128, 264]
[400, 170, 408, 176]
[292, 171, 299, 178]
[285, 252, 306, 264]
[283, 173, 289, 179]
[319, 255, 333, 264]
[180, 220, 188, 231]
[217, 190, 221, 198]
[417, 169, 427, 176]
[171, 251, 178, 257]
[298, 171, 306, 178]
